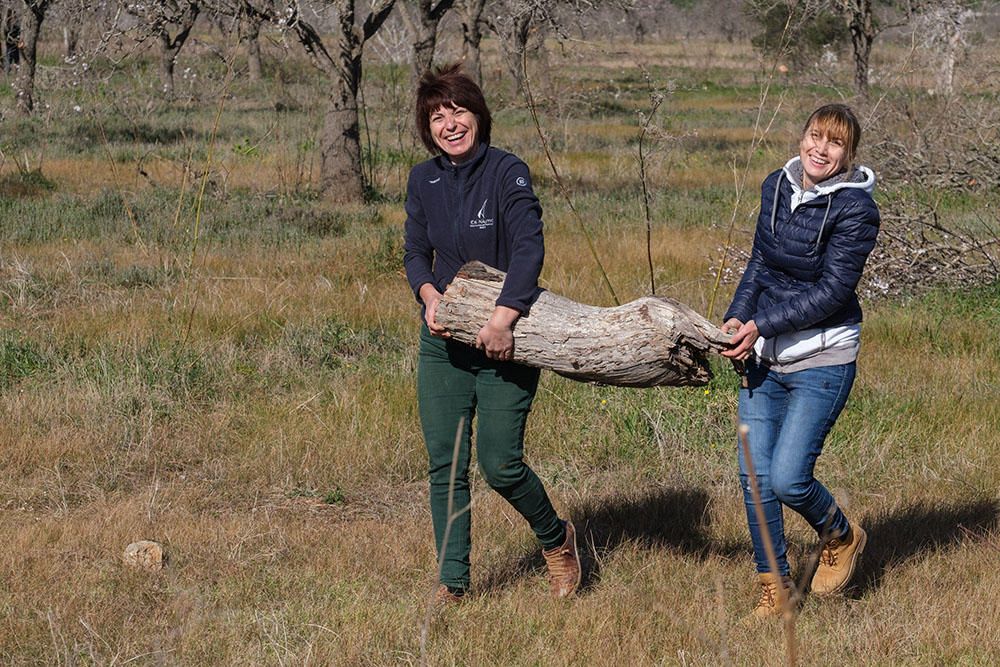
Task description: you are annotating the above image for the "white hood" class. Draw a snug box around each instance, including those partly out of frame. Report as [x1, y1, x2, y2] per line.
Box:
[781, 157, 876, 211]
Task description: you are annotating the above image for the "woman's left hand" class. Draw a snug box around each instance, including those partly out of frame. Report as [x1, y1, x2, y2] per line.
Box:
[720, 318, 759, 361]
[476, 306, 520, 361]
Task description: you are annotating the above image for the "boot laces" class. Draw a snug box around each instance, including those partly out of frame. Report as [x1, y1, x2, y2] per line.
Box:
[757, 580, 778, 609]
[544, 546, 572, 577]
[820, 538, 842, 567]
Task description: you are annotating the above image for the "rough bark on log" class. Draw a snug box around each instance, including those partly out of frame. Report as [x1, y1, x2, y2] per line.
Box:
[436, 262, 731, 388]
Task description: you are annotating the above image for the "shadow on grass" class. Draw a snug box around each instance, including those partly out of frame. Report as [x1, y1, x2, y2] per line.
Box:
[477, 493, 1000, 597]
[478, 486, 746, 595]
[852, 498, 1000, 596]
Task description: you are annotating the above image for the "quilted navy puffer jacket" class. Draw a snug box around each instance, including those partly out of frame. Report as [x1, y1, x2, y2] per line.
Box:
[725, 160, 880, 339]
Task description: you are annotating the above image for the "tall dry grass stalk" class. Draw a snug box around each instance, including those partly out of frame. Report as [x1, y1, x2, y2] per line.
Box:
[705, 12, 796, 320]
[738, 424, 798, 667]
[519, 47, 620, 306]
[419, 417, 470, 663]
[96, 121, 147, 254]
[638, 91, 665, 296]
[181, 45, 240, 344]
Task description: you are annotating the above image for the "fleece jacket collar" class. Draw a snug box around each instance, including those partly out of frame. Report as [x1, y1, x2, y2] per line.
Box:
[434, 141, 490, 189]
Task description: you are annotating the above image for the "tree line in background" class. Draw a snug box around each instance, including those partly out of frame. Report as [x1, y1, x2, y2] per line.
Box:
[0, 0, 996, 205]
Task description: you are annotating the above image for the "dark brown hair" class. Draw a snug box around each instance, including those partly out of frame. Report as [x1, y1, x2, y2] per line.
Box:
[415, 63, 492, 155]
[802, 103, 862, 168]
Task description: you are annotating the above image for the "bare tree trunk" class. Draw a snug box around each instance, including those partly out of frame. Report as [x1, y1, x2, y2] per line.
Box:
[62, 25, 77, 60]
[850, 30, 871, 96]
[159, 35, 177, 96]
[14, 0, 48, 115]
[437, 262, 730, 388]
[928, 2, 973, 96]
[241, 13, 263, 81]
[283, 0, 396, 203]
[838, 0, 875, 97]
[457, 0, 485, 85]
[155, 1, 200, 97]
[235, 0, 397, 202]
[399, 0, 455, 86]
[319, 64, 365, 202]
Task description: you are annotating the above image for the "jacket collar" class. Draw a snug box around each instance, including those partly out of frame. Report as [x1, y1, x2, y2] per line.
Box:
[782, 156, 876, 198]
[435, 142, 490, 181]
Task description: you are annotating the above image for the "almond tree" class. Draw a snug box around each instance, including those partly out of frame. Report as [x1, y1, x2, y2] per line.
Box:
[246, 0, 396, 203]
[833, 0, 880, 96]
[398, 0, 454, 85]
[830, 0, 969, 97]
[483, 0, 541, 94]
[12, 0, 51, 114]
[126, 1, 201, 97]
[456, 0, 485, 84]
[484, 0, 630, 94]
[238, 2, 266, 80]
[207, 0, 271, 81]
[912, 0, 976, 95]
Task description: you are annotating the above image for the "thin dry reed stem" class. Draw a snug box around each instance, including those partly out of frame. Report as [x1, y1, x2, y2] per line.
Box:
[519, 48, 619, 305]
[96, 121, 147, 253]
[172, 144, 194, 231]
[738, 424, 798, 667]
[638, 93, 665, 296]
[420, 417, 471, 664]
[182, 41, 239, 344]
[706, 12, 796, 320]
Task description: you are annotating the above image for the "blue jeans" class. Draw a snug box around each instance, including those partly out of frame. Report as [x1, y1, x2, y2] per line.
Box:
[737, 359, 856, 575]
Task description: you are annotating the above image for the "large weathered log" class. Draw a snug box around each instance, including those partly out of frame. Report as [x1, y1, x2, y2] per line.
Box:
[436, 262, 731, 387]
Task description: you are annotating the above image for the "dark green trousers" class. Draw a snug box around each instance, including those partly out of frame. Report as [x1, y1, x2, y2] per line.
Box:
[417, 325, 564, 590]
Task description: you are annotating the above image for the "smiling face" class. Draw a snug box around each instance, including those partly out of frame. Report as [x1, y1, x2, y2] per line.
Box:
[799, 122, 849, 189]
[430, 104, 479, 164]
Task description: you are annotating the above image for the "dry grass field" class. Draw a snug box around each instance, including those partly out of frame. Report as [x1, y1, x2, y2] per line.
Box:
[1, 33, 999, 665]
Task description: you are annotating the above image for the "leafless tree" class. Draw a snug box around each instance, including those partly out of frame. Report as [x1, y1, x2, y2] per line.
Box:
[1, 2, 19, 74]
[398, 0, 454, 85]
[483, 1, 631, 94]
[245, 0, 396, 203]
[12, 0, 51, 115]
[48, 0, 103, 62]
[207, 0, 272, 80]
[829, 0, 971, 97]
[125, 1, 201, 97]
[912, 0, 976, 95]
[456, 0, 485, 84]
[238, 2, 266, 80]
[833, 0, 877, 95]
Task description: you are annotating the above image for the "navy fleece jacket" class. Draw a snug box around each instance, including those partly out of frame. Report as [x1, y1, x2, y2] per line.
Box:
[403, 143, 543, 313]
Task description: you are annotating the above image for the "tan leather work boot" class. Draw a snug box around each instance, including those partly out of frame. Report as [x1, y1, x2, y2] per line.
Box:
[811, 522, 867, 596]
[751, 572, 794, 618]
[433, 584, 465, 606]
[542, 520, 581, 598]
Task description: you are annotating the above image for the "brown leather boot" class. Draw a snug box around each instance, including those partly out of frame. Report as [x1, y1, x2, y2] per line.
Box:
[542, 520, 581, 598]
[433, 584, 464, 606]
[751, 572, 794, 618]
[811, 522, 867, 596]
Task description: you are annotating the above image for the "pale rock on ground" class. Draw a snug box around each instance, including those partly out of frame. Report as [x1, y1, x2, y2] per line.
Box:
[123, 540, 166, 571]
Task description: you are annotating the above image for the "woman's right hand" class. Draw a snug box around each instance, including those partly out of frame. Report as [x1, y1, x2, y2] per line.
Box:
[721, 317, 758, 360]
[419, 284, 449, 337]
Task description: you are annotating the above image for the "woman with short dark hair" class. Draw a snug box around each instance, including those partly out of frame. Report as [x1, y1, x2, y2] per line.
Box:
[403, 63, 580, 603]
[722, 104, 880, 617]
